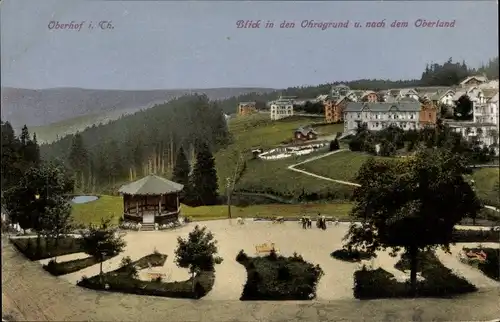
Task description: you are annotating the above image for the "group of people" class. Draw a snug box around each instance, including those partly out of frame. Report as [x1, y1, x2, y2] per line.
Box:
[300, 213, 328, 230]
[301, 216, 313, 229]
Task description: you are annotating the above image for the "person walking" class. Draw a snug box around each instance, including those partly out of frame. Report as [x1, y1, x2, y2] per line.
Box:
[321, 215, 327, 230]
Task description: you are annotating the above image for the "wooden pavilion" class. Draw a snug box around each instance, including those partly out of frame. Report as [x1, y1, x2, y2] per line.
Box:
[118, 174, 184, 225]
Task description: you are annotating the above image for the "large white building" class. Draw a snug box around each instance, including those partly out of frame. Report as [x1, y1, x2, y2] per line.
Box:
[343, 101, 424, 133]
[270, 100, 294, 120]
[473, 89, 499, 126]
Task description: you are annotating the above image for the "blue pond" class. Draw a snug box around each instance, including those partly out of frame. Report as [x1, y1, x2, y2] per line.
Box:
[71, 195, 99, 204]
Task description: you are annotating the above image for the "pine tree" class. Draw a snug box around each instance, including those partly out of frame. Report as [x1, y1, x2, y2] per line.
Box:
[68, 133, 89, 191]
[25, 132, 41, 166]
[1, 120, 22, 189]
[172, 146, 190, 187]
[20, 125, 30, 146]
[190, 142, 218, 205]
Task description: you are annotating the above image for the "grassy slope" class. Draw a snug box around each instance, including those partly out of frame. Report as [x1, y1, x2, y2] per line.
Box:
[217, 114, 345, 196]
[70, 195, 352, 225]
[299, 151, 500, 208]
[297, 150, 389, 182]
[471, 168, 500, 207]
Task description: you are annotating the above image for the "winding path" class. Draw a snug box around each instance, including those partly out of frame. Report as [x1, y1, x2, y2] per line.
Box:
[287, 149, 499, 212]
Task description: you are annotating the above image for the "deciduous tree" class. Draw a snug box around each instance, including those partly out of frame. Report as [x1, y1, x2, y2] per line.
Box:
[174, 225, 223, 293]
[344, 148, 481, 294]
[81, 219, 126, 280]
[3, 162, 74, 243]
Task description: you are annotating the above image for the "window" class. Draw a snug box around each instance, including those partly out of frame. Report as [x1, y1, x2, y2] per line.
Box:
[428, 113, 431, 118]
[357, 113, 361, 118]
[376, 122, 379, 128]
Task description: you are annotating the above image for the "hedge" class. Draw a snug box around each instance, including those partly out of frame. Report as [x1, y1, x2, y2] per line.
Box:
[10, 236, 84, 261]
[353, 251, 477, 299]
[43, 254, 117, 276]
[237, 250, 324, 301]
[331, 248, 373, 262]
[77, 253, 215, 299]
[451, 229, 500, 243]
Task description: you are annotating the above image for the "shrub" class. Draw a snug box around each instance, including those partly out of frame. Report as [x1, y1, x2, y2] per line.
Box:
[11, 236, 84, 261]
[119, 256, 138, 278]
[353, 251, 477, 299]
[331, 248, 373, 262]
[236, 250, 249, 263]
[238, 252, 324, 301]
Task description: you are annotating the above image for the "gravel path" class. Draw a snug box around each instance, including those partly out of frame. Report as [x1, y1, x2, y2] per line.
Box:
[436, 243, 500, 288]
[3, 234, 500, 321]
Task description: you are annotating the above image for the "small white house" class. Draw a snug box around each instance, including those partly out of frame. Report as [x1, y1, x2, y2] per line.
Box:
[270, 100, 294, 120]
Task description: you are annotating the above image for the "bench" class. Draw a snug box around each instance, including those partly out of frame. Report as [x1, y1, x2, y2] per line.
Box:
[272, 217, 285, 224]
[255, 243, 279, 255]
[148, 272, 166, 280]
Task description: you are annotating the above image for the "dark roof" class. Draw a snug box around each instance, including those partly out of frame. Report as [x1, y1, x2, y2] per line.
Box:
[295, 127, 318, 135]
[118, 174, 183, 195]
[345, 102, 421, 112]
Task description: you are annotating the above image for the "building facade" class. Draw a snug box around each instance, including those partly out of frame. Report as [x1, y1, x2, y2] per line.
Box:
[238, 102, 257, 116]
[460, 75, 488, 87]
[325, 96, 350, 123]
[270, 100, 294, 120]
[343, 102, 433, 133]
[118, 174, 184, 226]
[474, 90, 499, 126]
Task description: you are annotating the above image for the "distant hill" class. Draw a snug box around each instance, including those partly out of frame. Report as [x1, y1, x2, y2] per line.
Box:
[1, 87, 276, 129]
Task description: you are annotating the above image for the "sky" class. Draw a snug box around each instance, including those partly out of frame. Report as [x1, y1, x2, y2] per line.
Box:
[1, 0, 498, 90]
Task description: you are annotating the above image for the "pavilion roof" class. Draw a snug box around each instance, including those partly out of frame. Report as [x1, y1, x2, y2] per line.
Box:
[118, 174, 184, 195]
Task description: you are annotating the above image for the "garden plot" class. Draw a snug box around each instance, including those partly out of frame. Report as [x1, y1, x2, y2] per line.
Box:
[46, 220, 492, 300]
[258, 143, 328, 160]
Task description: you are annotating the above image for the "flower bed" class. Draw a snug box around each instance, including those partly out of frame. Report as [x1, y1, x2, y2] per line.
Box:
[43, 254, 117, 276]
[236, 250, 324, 300]
[77, 252, 215, 299]
[353, 251, 477, 299]
[258, 143, 328, 160]
[460, 247, 499, 281]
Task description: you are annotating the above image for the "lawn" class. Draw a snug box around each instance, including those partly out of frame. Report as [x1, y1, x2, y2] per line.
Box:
[216, 114, 343, 195]
[70, 194, 353, 224]
[183, 203, 353, 221]
[470, 168, 500, 208]
[296, 150, 389, 183]
[235, 151, 356, 201]
[71, 195, 124, 227]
